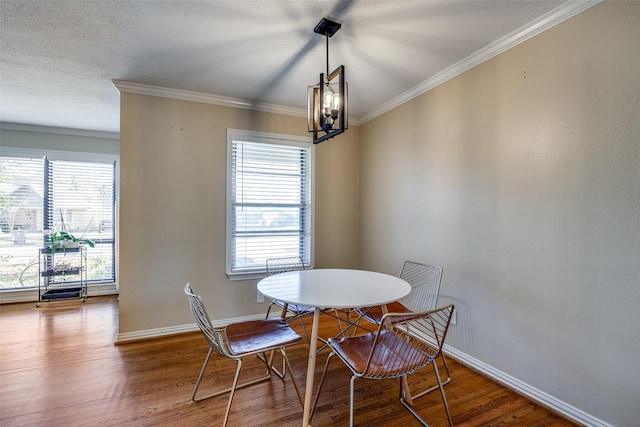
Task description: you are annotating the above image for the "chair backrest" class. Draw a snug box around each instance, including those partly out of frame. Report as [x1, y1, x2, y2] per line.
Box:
[397, 261, 443, 312]
[362, 304, 454, 379]
[265, 257, 305, 276]
[184, 283, 225, 356]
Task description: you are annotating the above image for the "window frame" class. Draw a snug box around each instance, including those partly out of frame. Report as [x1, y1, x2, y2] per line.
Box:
[0, 147, 119, 289]
[225, 129, 314, 279]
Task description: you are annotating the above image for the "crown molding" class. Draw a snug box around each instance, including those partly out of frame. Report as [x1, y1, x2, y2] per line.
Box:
[112, 80, 361, 127]
[358, 0, 602, 124]
[112, 79, 308, 118]
[0, 122, 119, 139]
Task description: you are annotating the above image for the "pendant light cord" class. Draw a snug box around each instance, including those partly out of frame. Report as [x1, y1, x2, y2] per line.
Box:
[325, 35, 330, 77]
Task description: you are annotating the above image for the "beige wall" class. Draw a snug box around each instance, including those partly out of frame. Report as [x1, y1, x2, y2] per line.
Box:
[118, 94, 359, 334]
[359, 2, 639, 426]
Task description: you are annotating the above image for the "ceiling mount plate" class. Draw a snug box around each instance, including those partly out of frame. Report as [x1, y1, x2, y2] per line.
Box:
[314, 17, 341, 37]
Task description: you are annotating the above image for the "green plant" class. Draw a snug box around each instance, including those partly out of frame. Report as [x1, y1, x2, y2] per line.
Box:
[47, 231, 95, 254]
[47, 210, 96, 254]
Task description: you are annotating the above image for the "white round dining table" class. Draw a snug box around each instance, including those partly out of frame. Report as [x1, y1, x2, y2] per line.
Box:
[257, 268, 411, 427]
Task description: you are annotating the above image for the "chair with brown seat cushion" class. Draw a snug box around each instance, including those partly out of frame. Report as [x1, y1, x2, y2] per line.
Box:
[264, 257, 313, 339]
[356, 261, 451, 399]
[184, 282, 302, 427]
[312, 304, 456, 427]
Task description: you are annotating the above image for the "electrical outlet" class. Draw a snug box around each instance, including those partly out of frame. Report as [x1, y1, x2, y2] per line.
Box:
[451, 309, 458, 326]
[257, 291, 264, 303]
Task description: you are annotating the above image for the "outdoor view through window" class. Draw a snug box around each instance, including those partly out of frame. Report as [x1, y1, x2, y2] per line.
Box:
[0, 155, 116, 290]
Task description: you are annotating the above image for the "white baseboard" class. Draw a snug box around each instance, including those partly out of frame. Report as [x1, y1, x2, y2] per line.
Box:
[444, 345, 611, 427]
[115, 313, 268, 344]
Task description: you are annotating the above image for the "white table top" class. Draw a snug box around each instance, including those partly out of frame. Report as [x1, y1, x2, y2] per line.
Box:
[257, 268, 411, 309]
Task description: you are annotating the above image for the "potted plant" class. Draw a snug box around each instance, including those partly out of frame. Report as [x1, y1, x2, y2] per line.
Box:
[46, 211, 95, 254]
[47, 230, 95, 254]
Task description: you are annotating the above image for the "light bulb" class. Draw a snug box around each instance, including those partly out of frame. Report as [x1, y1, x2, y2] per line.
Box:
[324, 90, 334, 113]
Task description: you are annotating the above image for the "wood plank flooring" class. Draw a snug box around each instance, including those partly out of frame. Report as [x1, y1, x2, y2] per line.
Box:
[0, 296, 577, 426]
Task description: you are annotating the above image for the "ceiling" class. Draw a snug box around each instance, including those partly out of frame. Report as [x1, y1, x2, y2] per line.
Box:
[1, 0, 592, 135]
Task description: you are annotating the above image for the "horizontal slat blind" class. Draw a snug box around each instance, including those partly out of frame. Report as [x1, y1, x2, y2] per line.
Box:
[230, 136, 311, 273]
[45, 157, 116, 283]
[45, 158, 114, 236]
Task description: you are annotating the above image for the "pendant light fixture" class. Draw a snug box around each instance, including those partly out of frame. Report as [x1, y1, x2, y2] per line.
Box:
[308, 17, 348, 144]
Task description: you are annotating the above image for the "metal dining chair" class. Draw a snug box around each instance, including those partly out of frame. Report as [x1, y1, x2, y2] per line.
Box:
[312, 304, 456, 426]
[264, 257, 314, 340]
[356, 261, 451, 399]
[261, 257, 314, 376]
[184, 283, 303, 427]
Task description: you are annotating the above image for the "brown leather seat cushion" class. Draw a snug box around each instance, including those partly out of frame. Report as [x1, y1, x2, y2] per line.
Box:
[361, 301, 412, 324]
[329, 330, 429, 377]
[225, 318, 301, 355]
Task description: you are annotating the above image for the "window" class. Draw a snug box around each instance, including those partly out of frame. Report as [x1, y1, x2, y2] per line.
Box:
[0, 149, 117, 290]
[226, 129, 313, 276]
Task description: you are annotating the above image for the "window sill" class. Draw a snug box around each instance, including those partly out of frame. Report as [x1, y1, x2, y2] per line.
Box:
[0, 283, 118, 304]
[226, 271, 267, 281]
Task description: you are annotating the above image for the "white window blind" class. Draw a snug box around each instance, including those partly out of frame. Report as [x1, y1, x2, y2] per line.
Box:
[45, 157, 114, 236]
[227, 130, 312, 275]
[44, 157, 115, 283]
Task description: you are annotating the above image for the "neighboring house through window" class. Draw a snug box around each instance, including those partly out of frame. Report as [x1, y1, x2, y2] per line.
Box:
[226, 129, 313, 277]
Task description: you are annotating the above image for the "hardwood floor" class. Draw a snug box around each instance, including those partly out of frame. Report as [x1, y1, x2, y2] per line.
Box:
[0, 296, 577, 426]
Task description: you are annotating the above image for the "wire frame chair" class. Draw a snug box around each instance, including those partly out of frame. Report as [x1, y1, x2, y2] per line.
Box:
[356, 261, 451, 398]
[265, 256, 306, 276]
[358, 261, 443, 324]
[264, 257, 314, 339]
[184, 283, 303, 427]
[313, 304, 455, 427]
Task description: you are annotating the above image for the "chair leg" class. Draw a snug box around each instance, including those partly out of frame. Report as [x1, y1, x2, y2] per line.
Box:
[259, 312, 310, 378]
[265, 302, 274, 318]
[349, 374, 357, 427]
[406, 351, 452, 400]
[192, 347, 214, 401]
[281, 348, 303, 407]
[440, 352, 452, 384]
[257, 349, 287, 379]
[332, 308, 364, 338]
[400, 362, 452, 427]
[192, 349, 273, 402]
[296, 315, 311, 343]
[405, 317, 452, 401]
[260, 303, 291, 379]
[401, 376, 414, 406]
[430, 318, 452, 385]
[191, 346, 299, 427]
[222, 359, 243, 427]
[433, 362, 453, 427]
[310, 352, 335, 419]
[400, 397, 429, 427]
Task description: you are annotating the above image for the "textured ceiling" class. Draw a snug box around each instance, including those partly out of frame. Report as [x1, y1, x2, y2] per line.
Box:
[1, 0, 590, 135]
